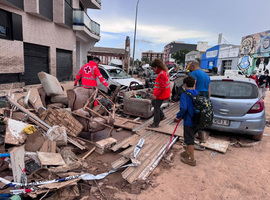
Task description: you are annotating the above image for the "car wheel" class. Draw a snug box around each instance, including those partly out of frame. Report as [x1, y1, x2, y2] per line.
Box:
[252, 133, 263, 141]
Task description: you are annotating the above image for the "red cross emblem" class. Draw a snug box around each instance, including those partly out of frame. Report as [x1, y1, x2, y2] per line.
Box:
[84, 66, 92, 74]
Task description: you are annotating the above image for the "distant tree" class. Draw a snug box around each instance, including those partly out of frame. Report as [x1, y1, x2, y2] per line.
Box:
[134, 59, 141, 67]
[171, 49, 190, 66]
[141, 57, 150, 64]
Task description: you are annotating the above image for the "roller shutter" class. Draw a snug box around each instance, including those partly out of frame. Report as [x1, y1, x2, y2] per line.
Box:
[24, 43, 49, 85]
[56, 49, 72, 82]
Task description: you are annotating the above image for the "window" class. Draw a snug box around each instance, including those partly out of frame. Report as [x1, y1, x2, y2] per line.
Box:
[99, 68, 109, 80]
[107, 69, 130, 78]
[211, 81, 258, 99]
[222, 60, 232, 74]
[39, 0, 53, 21]
[65, 0, 72, 28]
[0, 9, 11, 40]
[0, 26, 7, 37]
[0, 9, 22, 41]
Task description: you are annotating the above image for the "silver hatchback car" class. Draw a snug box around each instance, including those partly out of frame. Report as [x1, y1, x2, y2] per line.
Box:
[209, 76, 266, 140]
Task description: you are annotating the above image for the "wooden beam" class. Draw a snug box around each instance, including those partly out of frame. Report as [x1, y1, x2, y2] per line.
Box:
[82, 147, 96, 161]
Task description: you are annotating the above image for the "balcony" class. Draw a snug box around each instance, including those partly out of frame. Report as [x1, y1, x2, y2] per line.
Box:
[0, 0, 24, 10]
[80, 0, 101, 9]
[73, 9, 100, 41]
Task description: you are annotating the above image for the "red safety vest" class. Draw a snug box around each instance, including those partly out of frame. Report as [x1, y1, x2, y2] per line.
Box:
[74, 61, 108, 89]
[153, 70, 171, 100]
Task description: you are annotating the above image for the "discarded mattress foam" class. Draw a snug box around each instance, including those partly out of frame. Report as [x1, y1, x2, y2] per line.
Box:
[38, 71, 65, 97]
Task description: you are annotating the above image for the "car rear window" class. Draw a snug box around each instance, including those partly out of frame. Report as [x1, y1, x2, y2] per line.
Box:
[211, 80, 258, 99]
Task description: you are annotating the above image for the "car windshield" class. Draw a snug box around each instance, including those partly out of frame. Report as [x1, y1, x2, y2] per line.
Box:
[211, 80, 258, 99]
[107, 69, 131, 79]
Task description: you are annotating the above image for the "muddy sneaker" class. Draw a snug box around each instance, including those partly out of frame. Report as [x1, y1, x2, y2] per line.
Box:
[181, 157, 196, 166]
[180, 151, 189, 159]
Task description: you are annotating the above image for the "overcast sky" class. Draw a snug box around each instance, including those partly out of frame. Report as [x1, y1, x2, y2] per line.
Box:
[88, 0, 270, 60]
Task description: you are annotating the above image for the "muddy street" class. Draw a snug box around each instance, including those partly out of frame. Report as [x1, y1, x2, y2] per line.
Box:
[112, 93, 270, 200]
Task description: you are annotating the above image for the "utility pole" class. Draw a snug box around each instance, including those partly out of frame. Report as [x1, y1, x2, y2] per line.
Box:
[131, 0, 140, 76]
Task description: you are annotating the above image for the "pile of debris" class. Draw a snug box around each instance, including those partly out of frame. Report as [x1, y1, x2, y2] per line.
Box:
[0, 71, 245, 199]
[0, 72, 122, 199]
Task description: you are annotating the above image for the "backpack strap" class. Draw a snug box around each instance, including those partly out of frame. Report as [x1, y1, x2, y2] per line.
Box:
[184, 90, 194, 99]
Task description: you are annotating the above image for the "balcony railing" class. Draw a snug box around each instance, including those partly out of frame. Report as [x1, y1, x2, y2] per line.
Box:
[73, 9, 100, 36]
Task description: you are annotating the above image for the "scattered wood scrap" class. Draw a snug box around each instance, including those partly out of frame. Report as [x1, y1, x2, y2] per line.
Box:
[37, 152, 65, 166]
[199, 136, 230, 153]
[114, 117, 142, 130]
[10, 145, 25, 183]
[146, 123, 183, 137]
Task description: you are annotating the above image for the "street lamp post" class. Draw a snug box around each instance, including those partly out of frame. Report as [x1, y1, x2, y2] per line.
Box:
[131, 0, 140, 76]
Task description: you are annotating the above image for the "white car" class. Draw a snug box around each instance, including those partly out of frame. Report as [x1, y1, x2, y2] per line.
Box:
[97, 65, 144, 93]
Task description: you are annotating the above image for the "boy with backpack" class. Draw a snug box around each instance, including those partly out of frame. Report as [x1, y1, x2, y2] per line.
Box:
[174, 76, 198, 166]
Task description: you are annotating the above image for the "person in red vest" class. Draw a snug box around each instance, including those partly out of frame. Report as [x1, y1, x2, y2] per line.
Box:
[74, 57, 110, 90]
[248, 70, 259, 86]
[149, 58, 171, 128]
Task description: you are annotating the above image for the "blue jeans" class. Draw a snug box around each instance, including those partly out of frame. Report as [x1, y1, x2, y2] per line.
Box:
[199, 91, 209, 99]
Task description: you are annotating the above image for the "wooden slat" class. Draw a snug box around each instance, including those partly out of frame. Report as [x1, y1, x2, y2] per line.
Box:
[120, 132, 161, 157]
[199, 137, 230, 153]
[139, 137, 178, 180]
[146, 123, 184, 137]
[111, 157, 130, 169]
[122, 134, 169, 182]
[111, 134, 139, 152]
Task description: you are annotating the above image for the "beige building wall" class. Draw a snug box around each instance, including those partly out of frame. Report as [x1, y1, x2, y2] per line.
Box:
[0, 0, 100, 87]
[0, 39, 24, 73]
[0, 2, 76, 77]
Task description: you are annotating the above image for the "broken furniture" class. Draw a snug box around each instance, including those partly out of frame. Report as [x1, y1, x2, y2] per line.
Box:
[38, 71, 69, 108]
[122, 88, 154, 118]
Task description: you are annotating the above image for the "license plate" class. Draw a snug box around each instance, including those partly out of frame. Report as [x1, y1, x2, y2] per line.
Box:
[213, 118, 230, 126]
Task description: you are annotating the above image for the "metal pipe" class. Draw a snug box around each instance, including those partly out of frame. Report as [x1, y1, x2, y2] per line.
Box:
[131, 0, 141, 76]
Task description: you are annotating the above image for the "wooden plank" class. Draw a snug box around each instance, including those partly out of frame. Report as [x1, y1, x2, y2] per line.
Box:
[10, 145, 25, 183]
[114, 117, 141, 130]
[111, 134, 139, 152]
[139, 137, 178, 180]
[111, 156, 130, 169]
[122, 134, 169, 182]
[95, 137, 117, 154]
[6, 96, 51, 129]
[123, 135, 169, 182]
[67, 137, 85, 150]
[120, 132, 160, 157]
[37, 152, 65, 166]
[39, 139, 56, 153]
[199, 136, 230, 153]
[146, 123, 184, 137]
[82, 147, 96, 161]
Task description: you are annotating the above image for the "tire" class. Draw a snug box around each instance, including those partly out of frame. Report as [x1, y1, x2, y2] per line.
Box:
[252, 133, 263, 141]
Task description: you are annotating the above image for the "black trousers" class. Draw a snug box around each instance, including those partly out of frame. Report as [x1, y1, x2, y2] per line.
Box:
[151, 99, 164, 125]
